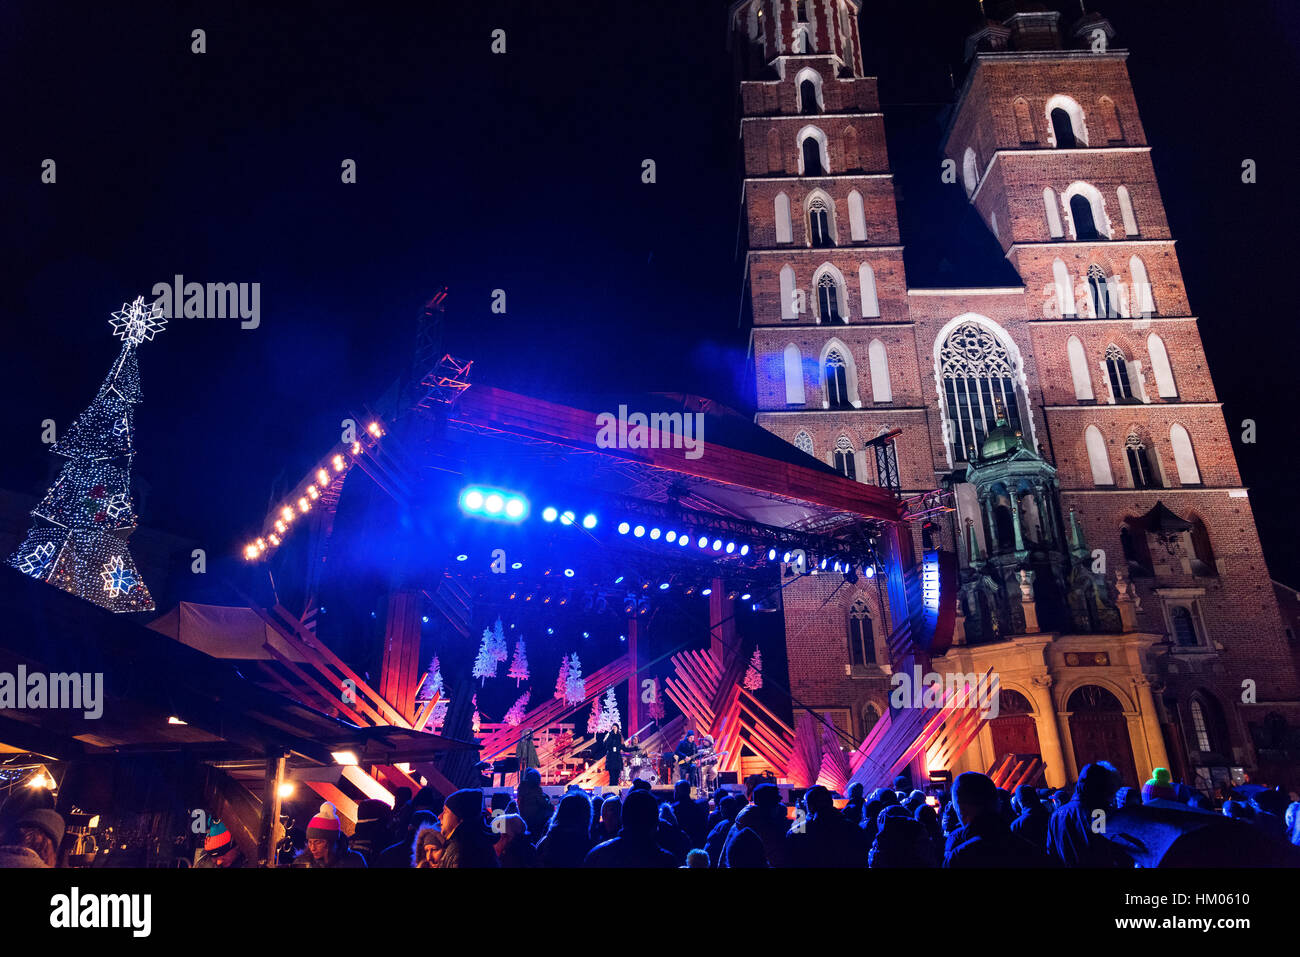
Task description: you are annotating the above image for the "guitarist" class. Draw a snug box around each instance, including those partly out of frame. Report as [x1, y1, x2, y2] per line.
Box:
[674, 728, 699, 790]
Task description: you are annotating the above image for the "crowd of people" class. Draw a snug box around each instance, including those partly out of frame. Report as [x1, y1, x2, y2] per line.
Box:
[3, 761, 1297, 868]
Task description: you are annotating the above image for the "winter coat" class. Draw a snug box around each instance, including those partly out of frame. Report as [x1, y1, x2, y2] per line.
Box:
[292, 846, 367, 868]
[438, 822, 500, 869]
[672, 798, 711, 848]
[537, 825, 593, 868]
[945, 812, 1055, 868]
[1047, 799, 1130, 868]
[1009, 803, 1051, 851]
[583, 834, 676, 868]
[720, 826, 767, 868]
[498, 837, 541, 868]
[0, 845, 49, 868]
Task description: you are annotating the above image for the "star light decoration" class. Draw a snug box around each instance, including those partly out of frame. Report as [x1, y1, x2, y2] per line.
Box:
[100, 555, 138, 598]
[17, 542, 55, 578]
[109, 296, 167, 346]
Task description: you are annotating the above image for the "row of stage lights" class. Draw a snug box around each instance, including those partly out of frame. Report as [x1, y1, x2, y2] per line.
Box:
[455, 484, 877, 581]
[242, 421, 386, 562]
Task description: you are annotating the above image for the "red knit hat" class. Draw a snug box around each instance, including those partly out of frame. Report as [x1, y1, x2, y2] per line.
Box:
[306, 802, 342, 840]
[204, 818, 234, 853]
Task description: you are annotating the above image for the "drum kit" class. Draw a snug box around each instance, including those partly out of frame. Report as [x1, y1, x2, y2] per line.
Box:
[626, 752, 658, 785]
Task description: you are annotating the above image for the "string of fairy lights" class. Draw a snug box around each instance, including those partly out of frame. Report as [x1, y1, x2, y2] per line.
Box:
[241, 420, 386, 561]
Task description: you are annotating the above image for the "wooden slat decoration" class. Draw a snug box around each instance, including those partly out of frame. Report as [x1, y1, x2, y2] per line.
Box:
[263, 643, 371, 727]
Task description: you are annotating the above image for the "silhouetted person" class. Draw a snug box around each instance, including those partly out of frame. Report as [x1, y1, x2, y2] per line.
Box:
[1009, 784, 1050, 850]
[538, 793, 594, 868]
[1046, 764, 1128, 868]
[584, 791, 675, 868]
[671, 780, 710, 848]
[945, 772, 1053, 868]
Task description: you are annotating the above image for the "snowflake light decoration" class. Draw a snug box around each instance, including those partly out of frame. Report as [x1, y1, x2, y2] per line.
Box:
[17, 542, 55, 578]
[101, 555, 137, 597]
[104, 493, 130, 521]
[109, 296, 167, 346]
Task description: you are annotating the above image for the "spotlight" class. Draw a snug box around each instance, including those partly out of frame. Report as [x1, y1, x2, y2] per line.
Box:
[783, 551, 792, 563]
[665, 530, 677, 543]
[546, 627, 554, 635]
[582, 513, 598, 529]
[564, 568, 575, 578]
[421, 615, 430, 624]
[767, 548, 777, 561]
[820, 558, 828, 570]
[614, 575, 625, 584]
[864, 565, 876, 579]
[511, 562, 523, 569]
[740, 544, 750, 556]
[460, 485, 529, 522]
[561, 510, 576, 526]
[702, 588, 712, 596]
[456, 554, 468, 562]
[505, 498, 526, 519]
[679, 535, 689, 548]
[618, 634, 626, 642]
[697, 536, 709, 548]
[649, 528, 661, 540]
[582, 631, 590, 639]
[712, 540, 722, 551]
[634, 525, 646, 538]
[617, 521, 630, 534]
[484, 494, 504, 514]
[741, 593, 752, 601]
[725, 542, 735, 554]
[659, 582, 670, 590]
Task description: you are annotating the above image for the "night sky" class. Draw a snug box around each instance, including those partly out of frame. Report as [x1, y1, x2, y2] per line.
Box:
[3, 0, 1299, 588]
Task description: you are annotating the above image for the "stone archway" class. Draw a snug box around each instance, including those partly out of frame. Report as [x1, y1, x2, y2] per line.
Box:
[989, 688, 1040, 760]
[1067, 684, 1138, 787]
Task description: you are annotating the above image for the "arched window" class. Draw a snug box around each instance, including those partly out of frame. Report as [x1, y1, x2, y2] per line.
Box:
[1170, 606, 1199, 647]
[1044, 187, 1064, 238]
[937, 320, 1028, 463]
[807, 194, 835, 247]
[1046, 95, 1088, 148]
[800, 79, 818, 114]
[1130, 256, 1155, 317]
[858, 263, 880, 317]
[1147, 333, 1176, 397]
[1050, 108, 1076, 148]
[1104, 344, 1135, 401]
[962, 147, 979, 198]
[783, 343, 805, 405]
[1188, 516, 1217, 577]
[1169, 424, 1201, 485]
[795, 67, 823, 115]
[1071, 194, 1101, 241]
[1088, 265, 1115, 318]
[799, 127, 829, 175]
[794, 430, 814, 458]
[1121, 522, 1153, 577]
[869, 338, 891, 402]
[833, 435, 857, 480]
[1013, 97, 1036, 143]
[848, 598, 875, 666]
[1067, 335, 1094, 400]
[1125, 432, 1157, 488]
[848, 190, 867, 241]
[816, 269, 846, 323]
[862, 702, 881, 737]
[779, 264, 798, 320]
[825, 350, 851, 408]
[1117, 186, 1139, 236]
[774, 192, 793, 243]
[794, 26, 812, 55]
[1085, 425, 1114, 486]
[1053, 259, 1077, 317]
[1098, 95, 1123, 142]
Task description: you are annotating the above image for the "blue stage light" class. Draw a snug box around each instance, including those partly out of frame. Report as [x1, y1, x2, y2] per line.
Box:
[701, 588, 712, 596]
[459, 485, 529, 522]
[614, 575, 625, 584]
[618, 634, 626, 642]
[564, 568, 575, 578]
[582, 513, 598, 529]
[712, 540, 722, 551]
[864, 565, 876, 578]
[659, 582, 670, 590]
[782, 551, 792, 563]
[741, 593, 751, 601]
[649, 528, 661, 540]
[633, 525, 645, 538]
[422, 615, 430, 624]
[665, 530, 677, 543]
[725, 542, 735, 554]
[740, 544, 750, 556]
[582, 631, 590, 639]
[767, 548, 777, 561]
[543, 506, 559, 522]
[618, 522, 630, 534]
[456, 554, 468, 562]
[679, 535, 689, 548]
[511, 562, 523, 570]
[560, 510, 575, 526]
[546, 627, 554, 635]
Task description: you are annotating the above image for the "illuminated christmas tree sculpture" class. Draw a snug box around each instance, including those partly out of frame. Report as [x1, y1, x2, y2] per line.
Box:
[9, 296, 166, 613]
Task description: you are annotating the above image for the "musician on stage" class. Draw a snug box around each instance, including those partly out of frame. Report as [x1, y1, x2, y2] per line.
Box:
[674, 728, 699, 789]
[601, 722, 636, 786]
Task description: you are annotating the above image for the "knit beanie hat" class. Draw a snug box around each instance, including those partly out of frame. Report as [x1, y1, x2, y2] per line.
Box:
[355, 798, 390, 828]
[14, 808, 64, 848]
[443, 788, 483, 825]
[306, 802, 342, 841]
[1142, 768, 1177, 803]
[204, 818, 235, 854]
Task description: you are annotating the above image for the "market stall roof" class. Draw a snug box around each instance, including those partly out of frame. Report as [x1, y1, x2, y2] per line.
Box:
[0, 570, 475, 764]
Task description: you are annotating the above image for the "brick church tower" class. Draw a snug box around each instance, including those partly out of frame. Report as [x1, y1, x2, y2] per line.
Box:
[729, 0, 1300, 793]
